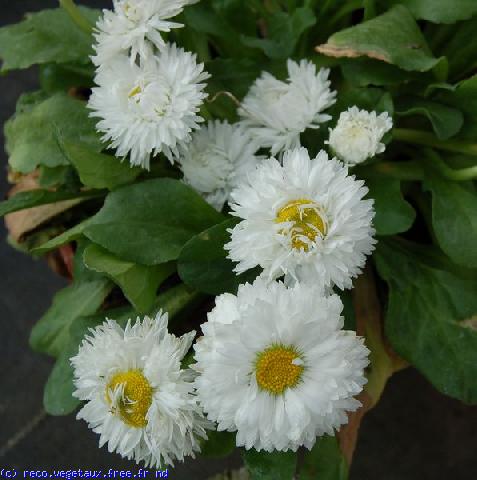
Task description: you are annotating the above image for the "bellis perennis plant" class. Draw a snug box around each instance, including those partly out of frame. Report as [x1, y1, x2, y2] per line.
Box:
[2, 0, 477, 478]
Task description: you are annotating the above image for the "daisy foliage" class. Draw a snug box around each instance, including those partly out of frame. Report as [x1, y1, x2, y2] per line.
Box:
[3, 0, 475, 478]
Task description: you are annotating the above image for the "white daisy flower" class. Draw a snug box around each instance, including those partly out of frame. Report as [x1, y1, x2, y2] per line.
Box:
[71, 311, 209, 467]
[93, 0, 198, 66]
[225, 147, 376, 290]
[177, 120, 263, 211]
[194, 279, 369, 452]
[88, 44, 210, 169]
[238, 60, 336, 155]
[327, 107, 393, 165]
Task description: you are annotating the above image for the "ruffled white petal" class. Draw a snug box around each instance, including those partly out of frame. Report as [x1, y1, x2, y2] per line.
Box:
[194, 279, 369, 452]
[71, 311, 210, 467]
[177, 120, 263, 210]
[93, 0, 198, 65]
[239, 60, 336, 155]
[327, 106, 393, 165]
[225, 147, 376, 290]
[88, 43, 209, 169]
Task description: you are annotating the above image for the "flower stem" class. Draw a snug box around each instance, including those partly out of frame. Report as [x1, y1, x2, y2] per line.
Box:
[393, 128, 477, 156]
[424, 149, 477, 181]
[59, 0, 93, 34]
[363, 161, 425, 181]
[337, 267, 407, 466]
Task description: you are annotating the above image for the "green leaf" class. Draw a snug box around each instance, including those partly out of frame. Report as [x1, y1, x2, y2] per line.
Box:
[178, 219, 261, 295]
[317, 5, 442, 72]
[396, 97, 464, 140]
[38, 165, 71, 188]
[242, 450, 297, 480]
[341, 58, 413, 87]
[365, 176, 416, 236]
[40, 63, 94, 93]
[30, 276, 112, 357]
[83, 243, 175, 313]
[439, 76, 477, 140]
[424, 176, 477, 268]
[201, 431, 236, 458]
[375, 238, 477, 404]
[62, 142, 142, 190]
[206, 58, 263, 99]
[299, 436, 348, 480]
[385, 0, 477, 23]
[241, 7, 316, 59]
[84, 178, 225, 265]
[5, 93, 102, 173]
[32, 218, 94, 254]
[0, 7, 99, 72]
[0, 189, 105, 218]
[182, 1, 254, 58]
[340, 290, 356, 331]
[440, 17, 477, 79]
[43, 343, 81, 415]
[332, 87, 394, 117]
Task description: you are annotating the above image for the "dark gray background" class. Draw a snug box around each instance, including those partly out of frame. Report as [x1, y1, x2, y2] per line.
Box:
[1, 2, 476, 478]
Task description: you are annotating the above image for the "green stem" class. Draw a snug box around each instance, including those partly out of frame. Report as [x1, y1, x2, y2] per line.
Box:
[393, 128, 477, 157]
[59, 0, 93, 34]
[358, 161, 425, 181]
[363, 0, 376, 21]
[328, 0, 363, 29]
[424, 149, 477, 181]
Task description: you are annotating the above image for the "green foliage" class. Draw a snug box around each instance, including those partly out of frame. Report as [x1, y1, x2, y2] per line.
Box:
[62, 142, 142, 190]
[83, 243, 176, 313]
[241, 8, 316, 59]
[318, 5, 442, 72]
[178, 219, 261, 295]
[341, 59, 413, 87]
[299, 436, 348, 480]
[364, 175, 416, 235]
[84, 178, 225, 265]
[439, 76, 477, 140]
[5, 93, 102, 173]
[33, 218, 94, 254]
[439, 17, 477, 79]
[375, 238, 477, 404]
[0, 7, 99, 72]
[385, 0, 477, 24]
[201, 431, 236, 458]
[39, 63, 95, 93]
[424, 176, 477, 268]
[30, 272, 112, 358]
[396, 97, 464, 140]
[242, 450, 297, 480]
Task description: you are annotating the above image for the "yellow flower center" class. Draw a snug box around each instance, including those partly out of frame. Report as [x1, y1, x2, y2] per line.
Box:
[128, 85, 142, 99]
[106, 370, 153, 428]
[275, 199, 327, 251]
[255, 345, 304, 395]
